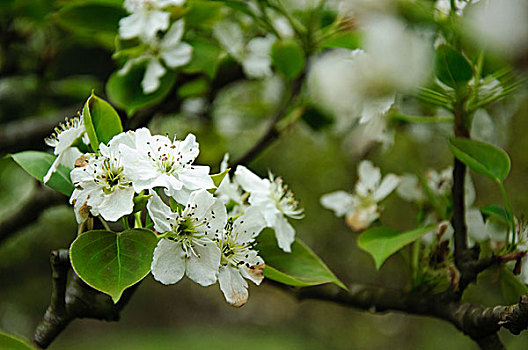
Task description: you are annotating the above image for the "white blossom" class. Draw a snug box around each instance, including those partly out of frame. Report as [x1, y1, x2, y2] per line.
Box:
[217, 208, 266, 307]
[148, 189, 226, 286]
[321, 160, 399, 231]
[43, 116, 86, 184]
[69, 132, 136, 223]
[119, 0, 184, 40]
[215, 154, 247, 215]
[119, 20, 193, 93]
[234, 166, 303, 252]
[119, 128, 214, 205]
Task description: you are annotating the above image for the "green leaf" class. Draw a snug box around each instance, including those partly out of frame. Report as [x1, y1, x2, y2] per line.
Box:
[271, 40, 305, 80]
[177, 78, 210, 98]
[256, 229, 346, 289]
[319, 32, 360, 50]
[434, 45, 473, 88]
[83, 92, 123, 151]
[9, 151, 74, 196]
[211, 168, 230, 187]
[480, 205, 510, 224]
[0, 331, 35, 350]
[70, 229, 158, 303]
[358, 226, 433, 269]
[448, 138, 511, 182]
[185, 0, 223, 28]
[499, 267, 528, 304]
[182, 39, 222, 78]
[106, 66, 177, 116]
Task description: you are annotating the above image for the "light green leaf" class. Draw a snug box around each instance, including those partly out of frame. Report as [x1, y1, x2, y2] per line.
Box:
[9, 151, 74, 196]
[0, 331, 35, 350]
[70, 229, 158, 303]
[256, 229, 346, 289]
[182, 39, 222, 78]
[358, 226, 433, 269]
[448, 138, 511, 182]
[434, 45, 473, 88]
[83, 92, 123, 151]
[271, 40, 305, 80]
[177, 78, 209, 98]
[211, 168, 230, 187]
[185, 0, 223, 28]
[106, 66, 177, 116]
[319, 32, 359, 50]
[499, 267, 528, 304]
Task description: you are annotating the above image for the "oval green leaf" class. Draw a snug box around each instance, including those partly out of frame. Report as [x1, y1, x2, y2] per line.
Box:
[106, 66, 176, 116]
[358, 226, 434, 269]
[480, 204, 511, 224]
[499, 267, 528, 304]
[70, 229, 158, 303]
[271, 40, 305, 80]
[448, 138, 511, 182]
[83, 93, 123, 151]
[434, 45, 473, 88]
[0, 331, 35, 350]
[256, 229, 346, 289]
[9, 151, 74, 196]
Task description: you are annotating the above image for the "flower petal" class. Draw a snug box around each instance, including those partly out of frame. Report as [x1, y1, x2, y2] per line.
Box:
[161, 42, 193, 68]
[320, 191, 354, 217]
[234, 165, 268, 193]
[151, 238, 186, 285]
[142, 58, 166, 94]
[218, 265, 248, 307]
[373, 174, 400, 202]
[98, 187, 135, 222]
[186, 240, 221, 286]
[355, 160, 381, 197]
[147, 191, 177, 233]
[272, 214, 295, 252]
[184, 189, 215, 219]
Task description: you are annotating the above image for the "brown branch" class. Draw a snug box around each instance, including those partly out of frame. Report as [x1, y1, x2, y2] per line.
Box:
[290, 283, 528, 349]
[0, 185, 67, 245]
[232, 75, 304, 168]
[33, 249, 138, 349]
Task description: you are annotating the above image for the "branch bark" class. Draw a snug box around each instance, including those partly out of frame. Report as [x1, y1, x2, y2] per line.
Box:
[33, 249, 138, 349]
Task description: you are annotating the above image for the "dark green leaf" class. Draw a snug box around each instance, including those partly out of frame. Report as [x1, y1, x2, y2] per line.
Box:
[9, 151, 74, 196]
[481, 205, 510, 224]
[499, 267, 528, 304]
[434, 45, 473, 88]
[185, 0, 223, 28]
[271, 40, 305, 80]
[106, 66, 177, 116]
[448, 138, 511, 182]
[70, 229, 158, 303]
[83, 92, 123, 151]
[256, 229, 346, 289]
[177, 78, 210, 98]
[301, 107, 333, 130]
[54, 3, 126, 34]
[0, 331, 35, 350]
[358, 226, 433, 269]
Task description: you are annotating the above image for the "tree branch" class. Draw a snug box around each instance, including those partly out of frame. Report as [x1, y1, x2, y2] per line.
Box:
[232, 75, 305, 168]
[33, 249, 138, 349]
[0, 185, 67, 245]
[291, 283, 528, 349]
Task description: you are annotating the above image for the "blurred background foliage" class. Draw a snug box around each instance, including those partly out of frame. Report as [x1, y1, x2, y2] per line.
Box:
[1, 0, 528, 348]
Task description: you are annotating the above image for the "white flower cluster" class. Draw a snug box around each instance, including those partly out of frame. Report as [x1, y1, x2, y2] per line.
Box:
[118, 0, 192, 93]
[44, 124, 303, 306]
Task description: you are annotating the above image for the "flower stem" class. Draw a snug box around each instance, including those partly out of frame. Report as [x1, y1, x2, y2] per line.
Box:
[134, 212, 143, 229]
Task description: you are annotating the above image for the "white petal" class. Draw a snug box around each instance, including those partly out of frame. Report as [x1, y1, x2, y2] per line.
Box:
[184, 189, 214, 219]
[43, 153, 63, 184]
[161, 19, 184, 46]
[59, 148, 83, 169]
[233, 206, 266, 242]
[320, 191, 354, 217]
[220, 153, 230, 172]
[161, 42, 193, 68]
[240, 261, 265, 285]
[185, 241, 221, 286]
[466, 208, 489, 242]
[234, 166, 268, 193]
[108, 130, 136, 151]
[178, 133, 200, 163]
[142, 58, 166, 94]
[218, 265, 249, 307]
[213, 21, 244, 59]
[147, 191, 177, 233]
[396, 174, 425, 202]
[143, 10, 170, 39]
[200, 199, 228, 237]
[97, 187, 135, 222]
[119, 13, 145, 39]
[179, 166, 214, 191]
[373, 174, 400, 202]
[168, 187, 192, 205]
[151, 239, 186, 285]
[355, 160, 381, 197]
[272, 214, 295, 252]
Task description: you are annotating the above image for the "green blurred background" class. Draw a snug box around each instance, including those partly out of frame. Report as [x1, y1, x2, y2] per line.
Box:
[1, 0, 528, 349]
